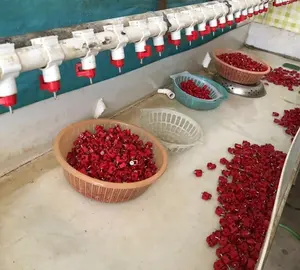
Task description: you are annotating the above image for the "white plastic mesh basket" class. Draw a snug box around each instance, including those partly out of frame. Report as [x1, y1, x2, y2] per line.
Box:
[140, 108, 203, 154]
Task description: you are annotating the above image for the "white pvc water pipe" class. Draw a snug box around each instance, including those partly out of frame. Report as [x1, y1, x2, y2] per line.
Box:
[1, 0, 268, 75]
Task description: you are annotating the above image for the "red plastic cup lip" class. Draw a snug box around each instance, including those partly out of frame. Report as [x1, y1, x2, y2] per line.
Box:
[136, 51, 145, 60]
[240, 15, 247, 21]
[248, 13, 254, 18]
[155, 45, 164, 53]
[111, 59, 124, 68]
[210, 26, 217, 32]
[254, 11, 259, 15]
[0, 94, 17, 107]
[43, 81, 60, 93]
[218, 23, 226, 29]
[84, 69, 96, 79]
[170, 39, 180, 46]
[199, 30, 207, 36]
[39, 75, 60, 93]
[186, 34, 194, 41]
[227, 20, 233, 26]
[192, 30, 198, 40]
[76, 67, 96, 79]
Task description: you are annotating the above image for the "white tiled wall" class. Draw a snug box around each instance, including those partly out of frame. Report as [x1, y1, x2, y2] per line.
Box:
[246, 22, 300, 60]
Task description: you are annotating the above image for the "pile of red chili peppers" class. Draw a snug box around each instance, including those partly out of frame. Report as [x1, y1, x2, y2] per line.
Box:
[263, 67, 300, 91]
[195, 141, 286, 270]
[180, 80, 212, 100]
[273, 108, 300, 141]
[217, 52, 268, 72]
[67, 125, 157, 183]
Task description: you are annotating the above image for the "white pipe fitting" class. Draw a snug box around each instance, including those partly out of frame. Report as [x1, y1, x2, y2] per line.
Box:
[157, 88, 175, 99]
[0, 43, 22, 111]
[201, 2, 221, 21]
[227, 13, 234, 22]
[134, 40, 146, 53]
[198, 22, 207, 31]
[111, 47, 125, 61]
[202, 2, 228, 31]
[2, 0, 256, 78]
[42, 65, 60, 82]
[153, 36, 164, 46]
[264, 2, 269, 10]
[31, 36, 64, 82]
[0, 43, 21, 85]
[235, 10, 242, 20]
[242, 8, 248, 16]
[72, 29, 101, 71]
[228, 0, 247, 13]
[81, 55, 96, 70]
[259, 2, 264, 11]
[171, 30, 181, 41]
[103, 24, 128, 53]
[103, 24, 127, 72]
[185, 26, 194, 36]
[0, 77, 17, 97]
[219, 16, 226, 24]
[127, 19, 151, 44]
[147, 16, 168, 37]
[194, 7, 207, 28]
[166, 12, 189, 33]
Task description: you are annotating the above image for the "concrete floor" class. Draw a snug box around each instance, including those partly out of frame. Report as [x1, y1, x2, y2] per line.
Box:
[0, 48, 299, 269]
[265, 174, 300, 270]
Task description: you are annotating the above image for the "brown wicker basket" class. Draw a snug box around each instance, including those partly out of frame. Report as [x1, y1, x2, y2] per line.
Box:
[53, 119, 168, 203]
[213, 49, 271, 85]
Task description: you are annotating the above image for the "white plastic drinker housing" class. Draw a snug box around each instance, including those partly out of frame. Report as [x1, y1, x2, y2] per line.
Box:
[0, 43, 22, 113]
[31, 36, 64, 99]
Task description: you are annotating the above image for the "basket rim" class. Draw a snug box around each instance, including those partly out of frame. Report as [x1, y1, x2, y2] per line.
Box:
[212, 49, 271, 75]
[140, 108, 204, 148]
[53, 118, 168, 189]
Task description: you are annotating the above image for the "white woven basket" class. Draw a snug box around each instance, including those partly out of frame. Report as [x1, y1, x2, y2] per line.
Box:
[140, 108, 203, 154]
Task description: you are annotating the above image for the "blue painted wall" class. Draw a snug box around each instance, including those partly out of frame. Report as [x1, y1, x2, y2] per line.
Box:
[0, 0, 231, 114]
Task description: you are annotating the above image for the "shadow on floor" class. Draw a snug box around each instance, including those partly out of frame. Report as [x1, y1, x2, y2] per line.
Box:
[265, 174, 300, 270]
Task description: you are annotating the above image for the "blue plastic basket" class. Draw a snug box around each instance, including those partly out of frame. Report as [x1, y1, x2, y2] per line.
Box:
[170, 71, 228, 110]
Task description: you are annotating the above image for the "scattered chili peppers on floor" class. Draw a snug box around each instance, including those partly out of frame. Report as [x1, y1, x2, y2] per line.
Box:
[180, 80, 212, 100]
[206, 141, 286, 270]
[217, 52, 268, 72]
[263, 67, 300, 91]
[272, 108, 300, 141]
[202, 192, 212, 201]
[66, 125, 157, 183]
